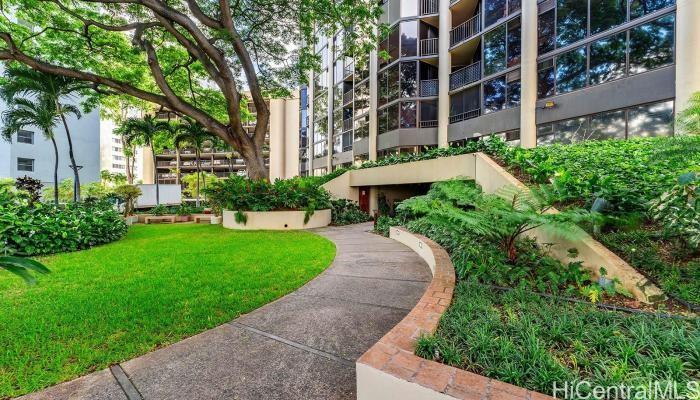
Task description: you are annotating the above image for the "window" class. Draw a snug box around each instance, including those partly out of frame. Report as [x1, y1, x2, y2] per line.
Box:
[589, 32, 626, 85]
[354, 115, 369, 140]
[485, 0, 507, 27]
[484, 25, 507, 76]
[483, 76, 506, 113]
[400, 20, 418, 57]
[538, 59, 555, 98]
[113, 137, 122, 144]
[555, 117, 590, 144]
[17, 158, 34, 172]
[590, 110, 627, 140]
[113, 146, 122, 152]
[628, 100, 674, 137]
[591, 0, 627, 34]
[556, 0, 587, 47]
[400, 101, 417, 128]
[556, 46, 587, 94]
[400, 62, 417, 97]
[313, 141, 328, 158]
[507, 17, 521, 67]
[506, 74, 521, 108]
[354, 81, 370, 116]
[538, 9, 555, 55]
[629, 14, 675, 75]
[421, 100, 438, 124]
[17, 130, 33, 144]
[630, 0, 675, 20]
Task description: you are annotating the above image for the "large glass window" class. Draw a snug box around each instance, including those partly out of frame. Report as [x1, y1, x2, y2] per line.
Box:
[556, 46, 587, 94]
[630, 0, 675, 19]
[555, 117, 590, 143]
[591, 0, 627, 34]
[313, 93, 327, 120]
[354, 115, 369, 140]
[354, 81, 370, 116]
[556, 0, 587, 47]
[401, 62, 417, 97]
[537, 59, 555, 98]
[590, 110, 627, 140]
[629, 14, 675, 75]
[485, 0, 507, 27]
[484, 25, 507, 76]
[589, 32, 626, 85]
[506, 75, 521, 108]
[400, 101, 417, 128]
[483, 76, 507, 113]
[507, 17, 521, 67]
[421, 100, 438, 124]
[400, 20, 418, 57]
[538, 9, 555, 55]
[628, 100, 674, 137]
[388, 103, 399, 132]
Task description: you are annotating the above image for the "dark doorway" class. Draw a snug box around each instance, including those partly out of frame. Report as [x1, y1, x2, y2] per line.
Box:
[359, 186, 370, 213]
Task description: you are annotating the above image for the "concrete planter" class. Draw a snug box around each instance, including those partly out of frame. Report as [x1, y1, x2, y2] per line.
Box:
[124, 215, 139, 226]
[222, 209, 331, 230]
[174, 215, 191, 223]
[136, 214, 153, 224]
[210, 216, 222, 225]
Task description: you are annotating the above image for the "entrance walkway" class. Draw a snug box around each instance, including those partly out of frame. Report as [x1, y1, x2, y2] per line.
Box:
[20, 223, 430, 400]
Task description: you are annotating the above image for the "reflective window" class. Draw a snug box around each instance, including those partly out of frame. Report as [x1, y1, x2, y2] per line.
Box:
[484, 24, 507, 76]
[313, 118, 328, 142]
[555, 117, 590, 144]
[556, 46, 587, 94]
[509, 0, 521, 14]
[538, 9, 555, 55]
[485, 0, 507, 27]
[313, 93, 327, 121]
[557, 0, 587, 47]
[313, 141, 328, 158]
[401, 62, 417, 97]
[483, 76, 507, 113]
[506, 78, 521, 108]
[630, 0, 675, 19]
[629, 14, 675, 75]
[507, 17, 521, 67]
[388, 103, 400, 132]
[332, 134, 342, 154]
[590, 110, 627, 140]
[591, 0, 627, 34]
[537, 59, 555, 98]
[421, 100, 438, 123]
[400, 101, 417, 128]
[354, 81, 370, 116]
[400, 20, 418, 57]
[354, 115, 370, 140]
[628, 100, 674, 137]
[589, 32, 626, 85]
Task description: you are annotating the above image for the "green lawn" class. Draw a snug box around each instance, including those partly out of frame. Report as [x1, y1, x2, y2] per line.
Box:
[0, 224, 336, 398]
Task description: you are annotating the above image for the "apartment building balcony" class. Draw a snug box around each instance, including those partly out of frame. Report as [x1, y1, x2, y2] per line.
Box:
[420, 38, 438, 56]
[343, 63, 354, 79]
[342, 90, 353, 106]
[450, 14, 480, 48]
[420, 79, 439, 97]
[420, 0, 438, 15]
[342, 118, 353, 133]
[420, 120, 438, 128]
[156, 161, 178, 167]
[449, 61, 481, 91]
[449, 108, 481, 124]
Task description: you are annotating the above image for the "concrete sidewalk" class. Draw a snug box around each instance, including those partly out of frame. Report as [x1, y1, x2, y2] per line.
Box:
[20, 223, 430, 400]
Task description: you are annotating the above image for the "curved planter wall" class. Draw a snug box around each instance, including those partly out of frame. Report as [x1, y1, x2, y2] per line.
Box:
[222, 209, 331, 230]
[357, 227, 553, 400]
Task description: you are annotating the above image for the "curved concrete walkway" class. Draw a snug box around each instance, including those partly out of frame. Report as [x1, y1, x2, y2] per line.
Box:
[20, 222, 430, 400]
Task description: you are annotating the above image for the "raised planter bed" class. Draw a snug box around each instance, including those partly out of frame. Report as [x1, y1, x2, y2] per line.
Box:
[357, 227, 552, 400]
[222, 209, 331, 230]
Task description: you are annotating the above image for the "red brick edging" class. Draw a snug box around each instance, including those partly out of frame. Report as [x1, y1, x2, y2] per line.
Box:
[357, 227, 553, 400]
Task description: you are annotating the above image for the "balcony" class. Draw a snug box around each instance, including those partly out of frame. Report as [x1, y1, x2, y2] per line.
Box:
[420, 120, 438, 128]
[420, 79, 439, 97]
[343, 63, 354, 79]
[420, 38, 438, 56]
[420, 0, 438, 15]
[342, 118, 353, 132]
[449, 61, 481, 91]
[449, 108, 481, 124]
[450, 14, 480, 47]
[343, 90, 353, 106]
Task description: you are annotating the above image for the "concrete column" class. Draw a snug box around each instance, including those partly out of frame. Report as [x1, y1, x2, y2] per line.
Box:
[675, 0, 700, 116]
[142, 146, 154, 184]
[369, 49, 379, 161]
[437, 0, 451, 148]
[268, 98, 285, 181]
[284, 94, 301, 178]
[327, 34, 334, 172]
[519, 0, 538, 148]
[308, 70, 315, 161]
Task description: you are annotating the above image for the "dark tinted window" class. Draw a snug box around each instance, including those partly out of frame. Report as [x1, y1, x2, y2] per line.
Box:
[557, 0, 587, 47]
[388, 103, 400, 132]
[537, 59, 555, 98]
[555, 117, 590, 144]
[507, 17, 521, 67]
[629, 14, 675, 75]
[538, 9, 555, 55]
[400, 62, 417, 97]
[589, 32, 627, 85]
[485, 0, 507, 27]
[483, 76, 507, 113]
[400, 20, 418, 57]
[628, 100, 674, 137]
[506, 78, 521, 108]
[421, 100, 438, 122]
[591, 0, 627, 34]
[556, 46, 587, 94]
[630, 0, 675, 19]
[590, 110, 627, 140]
[484, 24, 507, 76]
[400, 101, 417, 128]
[509, 0, 521, 14]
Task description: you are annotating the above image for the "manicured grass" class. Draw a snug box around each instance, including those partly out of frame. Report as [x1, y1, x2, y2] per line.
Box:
[0, 224, 335, 398]
[417, 281, 700, 398]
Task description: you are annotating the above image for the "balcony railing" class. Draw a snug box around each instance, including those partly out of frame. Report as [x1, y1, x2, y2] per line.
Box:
[343, 90, 353, 105]
[420, 120, 438, 128]
[449, 61, 481, 91]
[343, 63, 354, 78]
[342, 118, 353, 132]
[450, 14, 480, 47]
[420, 38, 438, 56]
[449, 108, 481, 124]
[420, 0, 438, 15]
[420, 79, 439, 97]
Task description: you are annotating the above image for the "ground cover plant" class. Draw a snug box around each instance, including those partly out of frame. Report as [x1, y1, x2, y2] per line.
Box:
[330, 199, 372, 225]
[0, 223, 335, 398]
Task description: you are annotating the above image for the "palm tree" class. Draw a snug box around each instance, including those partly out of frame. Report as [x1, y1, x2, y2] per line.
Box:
[1, 96, 80, 205]
[0, 66, 87, 201]
[118, 116, 171, 205]
[173, 119, 213, 207]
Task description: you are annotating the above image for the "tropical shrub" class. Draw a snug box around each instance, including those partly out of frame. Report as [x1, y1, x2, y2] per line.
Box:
[113, 184, 142, 217]
[181, 171, 218, 199]
[149, 204, 169, 216]
[14, 176, 42, 204]
[330, 199, 372, 225]
[175, 203, 194, 216]
[0, 190, 127, 256]
[649, 172, 700, 249]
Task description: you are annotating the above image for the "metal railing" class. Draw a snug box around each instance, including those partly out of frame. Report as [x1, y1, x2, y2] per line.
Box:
[420, 38, 438, 56]
[420, 120, 438, 128]
[420, 0, 438, 15]
[449, 108, 481, 124]
[449, 61, 481, 91]
[450, 14, 480, 47]
[342, 118, 353, 132]
[343, 90, 353, 105]
[420, 79, 439, 97]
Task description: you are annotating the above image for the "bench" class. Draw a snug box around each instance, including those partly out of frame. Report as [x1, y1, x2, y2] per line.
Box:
[194, 215, 212, 224]
[144, 215, 176, 224]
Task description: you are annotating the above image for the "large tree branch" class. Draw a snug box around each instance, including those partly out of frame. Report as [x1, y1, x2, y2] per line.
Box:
[186, 0, 223, 29]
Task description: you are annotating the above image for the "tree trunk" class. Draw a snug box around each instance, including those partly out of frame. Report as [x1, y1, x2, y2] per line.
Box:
[125, 154, 133, 185]
[50, 135, 59, 206]
[152, 143, 160, 205]
[59, 110, 80, 202]
[195, 149, 201, 208]
[239, 145, 268, 181]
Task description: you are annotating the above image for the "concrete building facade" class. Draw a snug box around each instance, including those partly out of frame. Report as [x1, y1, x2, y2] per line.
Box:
[99, 118, 146, 183]
[300, 0, 696, 176]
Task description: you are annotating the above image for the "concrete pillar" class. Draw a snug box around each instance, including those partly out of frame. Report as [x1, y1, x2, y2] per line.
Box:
[327, 34, 335, 172]
[437, 0, 451, 148]
[519, 0, 538, 148]
[369, 186, 379, 217]
[268, 98, 285, 181]
[142, 146, 154, 184]
[369, 49, 379, 161]
[284, 94, 301, 178]
[675, 0, 700, 116]
[308, 70, 315, 162]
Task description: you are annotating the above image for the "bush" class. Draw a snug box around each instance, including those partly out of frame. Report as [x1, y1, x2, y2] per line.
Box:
[206, 176, 332, 223]
[330, 199, 371, 225]
[0, 191, 127, 256]
[114, 184, 142, 217]
[175, 203, 194, 216]
[649, 172, 700, 249]
[149, 204, 168, 216]
[14, 176, 42, 204]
